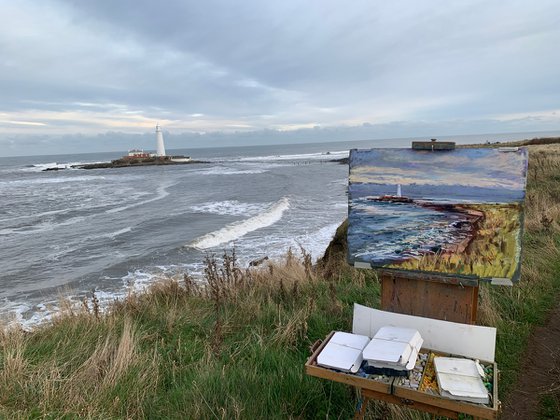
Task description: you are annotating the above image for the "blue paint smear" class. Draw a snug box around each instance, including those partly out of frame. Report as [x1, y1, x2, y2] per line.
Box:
[348, 199, 473, 265]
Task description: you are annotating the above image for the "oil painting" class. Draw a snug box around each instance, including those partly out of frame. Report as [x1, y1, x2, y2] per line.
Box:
[348, 147, 528, 282]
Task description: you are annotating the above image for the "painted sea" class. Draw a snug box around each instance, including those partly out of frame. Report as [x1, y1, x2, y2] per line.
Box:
[0, 132, 551, 328]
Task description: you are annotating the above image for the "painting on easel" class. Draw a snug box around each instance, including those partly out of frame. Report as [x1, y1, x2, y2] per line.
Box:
[348, 147, 528, 282]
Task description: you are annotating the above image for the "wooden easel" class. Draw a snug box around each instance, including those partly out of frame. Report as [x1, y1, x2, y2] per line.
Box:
[355, 139, 485, 416]
[379, 270, 479, 324]
[351, 270, 483, 419]
[305, 140, 505, 418]
[351, 270, 481, 418]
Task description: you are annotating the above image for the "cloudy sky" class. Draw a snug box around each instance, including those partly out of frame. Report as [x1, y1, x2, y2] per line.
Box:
[1, 0, 560, 156]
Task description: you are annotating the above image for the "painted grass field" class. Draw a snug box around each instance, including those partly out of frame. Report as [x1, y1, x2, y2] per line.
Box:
[0, 142, 559, 419]
[389, 203, 522, 280]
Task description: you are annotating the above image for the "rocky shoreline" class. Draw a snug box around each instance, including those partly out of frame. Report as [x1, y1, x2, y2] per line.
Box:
[363, 197, 485, 263]
[43, 157, 209, 171]
[415, 201, 484, 254]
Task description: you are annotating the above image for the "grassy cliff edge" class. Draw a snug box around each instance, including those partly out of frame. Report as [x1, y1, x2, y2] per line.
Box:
[1, 143, 559, 419]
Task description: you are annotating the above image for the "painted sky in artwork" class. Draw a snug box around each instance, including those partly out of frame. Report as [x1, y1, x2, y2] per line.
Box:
[349, 148, 528, 192]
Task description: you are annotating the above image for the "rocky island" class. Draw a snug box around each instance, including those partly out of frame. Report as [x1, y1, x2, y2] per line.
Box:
[44, 124, 209, 171]
[73, 155, 208, 170]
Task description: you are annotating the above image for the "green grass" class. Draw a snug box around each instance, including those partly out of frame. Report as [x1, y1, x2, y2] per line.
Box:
[1, 256, 382, 418]
[539, 394, 560, 420]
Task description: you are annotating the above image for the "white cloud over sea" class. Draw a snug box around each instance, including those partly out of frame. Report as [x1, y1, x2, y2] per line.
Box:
[0, 0, 560, 155]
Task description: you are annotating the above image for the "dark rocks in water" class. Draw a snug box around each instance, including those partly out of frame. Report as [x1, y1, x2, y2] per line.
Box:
[450, 220, 471, 229]
[42, 167, 64, 172]
[330, 157, 349, 164]
[249, 256, 269, 267]
[370, 195, 414, 203]
[73, 158, 209, 170]
[73, 162, 113, 170]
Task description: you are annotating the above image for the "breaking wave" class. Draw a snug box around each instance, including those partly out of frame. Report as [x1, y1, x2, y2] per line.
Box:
[189, 200, 269, 216]
[188, 197, 290, 250]
[20, 161, 106, 173]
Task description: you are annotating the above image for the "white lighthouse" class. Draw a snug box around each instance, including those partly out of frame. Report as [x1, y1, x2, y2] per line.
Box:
[155, 123, 166, 157]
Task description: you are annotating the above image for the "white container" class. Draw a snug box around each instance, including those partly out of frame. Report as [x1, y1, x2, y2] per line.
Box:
[316, 331, 370, 373]
[362, 326, 423, 370]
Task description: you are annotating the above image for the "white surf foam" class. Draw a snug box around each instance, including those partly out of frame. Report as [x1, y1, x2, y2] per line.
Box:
[106, 184, 171, 214]
[0, 175, 106, 186]
[293, 222, 342, 261]
[99, 227, 132, 239]
[197, 166, 268, 175]
[0, 216, 87, 236]
[237, 150, 349, 162]
[20, 162, 66, 172]
[189, 197, 290, 250]
[189, 200, 269, 216]
[20, 161, 106, 173]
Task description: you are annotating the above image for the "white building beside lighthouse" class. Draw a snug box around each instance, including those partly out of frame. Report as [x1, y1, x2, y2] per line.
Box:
[156, 123, 166, 157]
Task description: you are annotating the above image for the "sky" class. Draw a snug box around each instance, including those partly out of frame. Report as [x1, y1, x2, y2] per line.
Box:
[349, 148, 528, 191]
[1, 0, 560, 156]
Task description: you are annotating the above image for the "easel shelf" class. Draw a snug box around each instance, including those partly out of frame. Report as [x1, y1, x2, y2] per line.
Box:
[305, 331, 500, 420]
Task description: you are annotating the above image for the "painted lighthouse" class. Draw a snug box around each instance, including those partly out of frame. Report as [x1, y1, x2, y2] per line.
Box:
[156, 123, 166, 157]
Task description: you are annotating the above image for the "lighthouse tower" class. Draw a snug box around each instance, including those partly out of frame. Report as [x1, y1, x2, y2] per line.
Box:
[155, 124, 166, 157]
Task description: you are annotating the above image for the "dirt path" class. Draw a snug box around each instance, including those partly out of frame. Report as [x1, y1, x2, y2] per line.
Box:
[501, 303, 560, 419]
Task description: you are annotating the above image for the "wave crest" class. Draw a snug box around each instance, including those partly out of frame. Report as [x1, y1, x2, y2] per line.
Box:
[188, 197, 290, 250]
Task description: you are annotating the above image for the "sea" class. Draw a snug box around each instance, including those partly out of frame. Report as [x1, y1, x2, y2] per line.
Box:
[0, 130, 558, 329]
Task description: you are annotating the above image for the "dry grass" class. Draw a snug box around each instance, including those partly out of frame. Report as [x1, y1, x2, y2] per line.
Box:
[524, 145, 560, 234]
[0, 313, 159, 418]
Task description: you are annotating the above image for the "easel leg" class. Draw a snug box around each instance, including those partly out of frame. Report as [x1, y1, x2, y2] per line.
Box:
[354, 389, 369, 420]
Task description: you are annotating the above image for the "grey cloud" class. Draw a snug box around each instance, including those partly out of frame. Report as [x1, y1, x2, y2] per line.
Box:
[0, 0, 560, 155]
